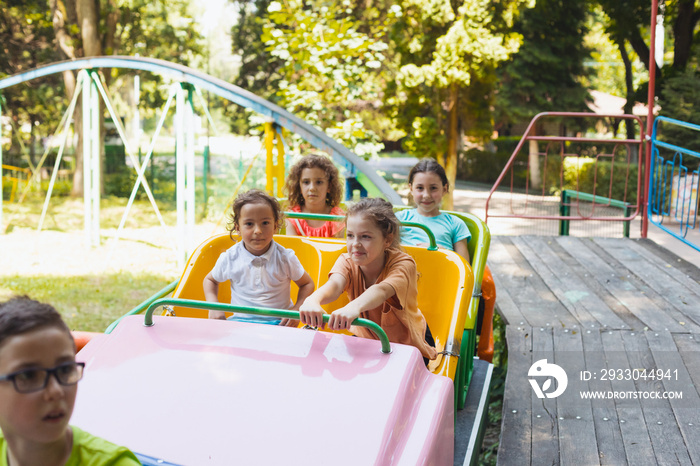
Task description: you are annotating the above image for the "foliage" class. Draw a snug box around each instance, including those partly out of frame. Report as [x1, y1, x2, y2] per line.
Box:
[0, 0, 65, 164]
[658, 61, 700, 153]
[494, 0, 592, 132]
[478, 312, 507, 464]
[0, 273, 174, 332]
[581, 6, 647, 99]
[387, 0, 530, 155]
[259, 0, 391, 158]
[457, 148, 526, 186]
[561, 157, 639, 204]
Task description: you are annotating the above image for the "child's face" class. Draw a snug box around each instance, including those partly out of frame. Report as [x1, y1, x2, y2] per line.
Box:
[237, 202, 278, 256]
[300, 167, 330, 211]
[0, 327, 77, 446]
[410, 172, 447, 217]
[346, 214, 392, 269]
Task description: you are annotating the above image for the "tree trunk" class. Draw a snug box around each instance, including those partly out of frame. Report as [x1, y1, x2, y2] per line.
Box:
[443, 85, 459, 210]
[77, 0, 104, 194]
[672, 0, 700, 70]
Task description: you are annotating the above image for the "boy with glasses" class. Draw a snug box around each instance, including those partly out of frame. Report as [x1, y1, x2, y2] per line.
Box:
[0, 296, 139, 465]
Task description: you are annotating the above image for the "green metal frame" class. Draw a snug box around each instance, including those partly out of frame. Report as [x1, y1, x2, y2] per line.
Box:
[393, 207, 491, 410]
[105, 280, 179, 333]
[283, 211, 439, 250]
[142, 297, 391, 354]
[559, 189, 633, 237]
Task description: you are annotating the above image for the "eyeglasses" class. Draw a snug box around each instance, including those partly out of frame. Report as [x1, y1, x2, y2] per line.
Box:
[0, 362, 85, 394]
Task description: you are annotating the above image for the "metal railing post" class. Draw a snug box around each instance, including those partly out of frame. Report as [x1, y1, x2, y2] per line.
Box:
[559, 190, 570, 236]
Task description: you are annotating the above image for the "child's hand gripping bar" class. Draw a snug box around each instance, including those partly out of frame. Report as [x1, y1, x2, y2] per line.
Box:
[143, 298, 392, 354]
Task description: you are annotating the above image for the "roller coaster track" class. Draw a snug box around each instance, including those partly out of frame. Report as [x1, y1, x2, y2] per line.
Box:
[0, 55, 402, 204]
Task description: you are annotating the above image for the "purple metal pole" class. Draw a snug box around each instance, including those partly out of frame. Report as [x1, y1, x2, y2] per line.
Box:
[642, 0, 659, 238]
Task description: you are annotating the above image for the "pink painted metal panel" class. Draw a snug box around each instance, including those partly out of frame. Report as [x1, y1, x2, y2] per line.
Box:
[73, 316, 453, 465]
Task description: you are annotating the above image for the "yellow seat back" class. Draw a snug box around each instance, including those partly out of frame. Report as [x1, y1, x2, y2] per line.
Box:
[404, 246, 472, 380]
[170, 235, 321, 318]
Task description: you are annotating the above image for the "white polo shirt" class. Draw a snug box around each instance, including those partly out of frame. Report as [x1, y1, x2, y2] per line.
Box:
[210, 240, 306, 322]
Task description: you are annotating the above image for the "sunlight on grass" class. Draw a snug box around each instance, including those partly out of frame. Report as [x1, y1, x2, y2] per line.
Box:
[2, 196, 178, 232]
[0, 273, 175, 332]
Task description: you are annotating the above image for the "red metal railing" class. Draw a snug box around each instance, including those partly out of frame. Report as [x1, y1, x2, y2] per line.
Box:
[485, 112, 645, 233]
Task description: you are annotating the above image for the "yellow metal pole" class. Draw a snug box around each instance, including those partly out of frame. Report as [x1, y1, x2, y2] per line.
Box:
[275, 125, 285, 197]
[264, 121, 274, 194]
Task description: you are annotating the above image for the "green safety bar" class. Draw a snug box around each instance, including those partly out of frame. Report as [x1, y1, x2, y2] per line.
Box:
[283, 211, 439, 250]
[143, 297, 392, 354]
[105, 280, 179, 334]
[559, 190, 633, 237]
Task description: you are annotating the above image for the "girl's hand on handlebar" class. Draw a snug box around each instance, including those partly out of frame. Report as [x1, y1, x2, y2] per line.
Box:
[299, 301, 326, 329]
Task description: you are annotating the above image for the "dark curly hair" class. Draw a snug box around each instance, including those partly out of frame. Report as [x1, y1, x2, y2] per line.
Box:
[228, 189, 283, 238]
[0, 296, 73, 349]
[284, 155, 343, 208]
[346, 197, 401, 249]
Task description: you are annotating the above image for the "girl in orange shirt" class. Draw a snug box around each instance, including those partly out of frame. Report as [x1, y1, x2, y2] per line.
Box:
[299, 198, 437, 363]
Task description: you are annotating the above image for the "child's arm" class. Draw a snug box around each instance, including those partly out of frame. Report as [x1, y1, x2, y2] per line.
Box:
[299, 273, 347, 328]
[327, 283, 396, 331]
[285, 219, 299, 236]
[280, 271, 315, 327]
[333, 226, 346, 238]
[203, 272, 227, 320]
[454, 239, 470, 263]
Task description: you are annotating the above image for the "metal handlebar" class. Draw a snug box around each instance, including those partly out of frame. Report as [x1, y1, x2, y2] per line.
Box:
[283, 211, 438, 251]
[143, 298, 392, 354]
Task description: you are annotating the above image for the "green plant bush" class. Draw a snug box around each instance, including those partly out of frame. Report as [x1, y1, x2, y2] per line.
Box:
[457, 148, 528, 187]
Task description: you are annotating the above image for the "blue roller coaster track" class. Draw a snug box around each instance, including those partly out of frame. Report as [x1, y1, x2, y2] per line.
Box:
[0, 55, 402, 204]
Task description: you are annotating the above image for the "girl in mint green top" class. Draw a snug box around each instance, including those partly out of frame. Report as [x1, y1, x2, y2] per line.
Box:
[397, 159, 471, 261]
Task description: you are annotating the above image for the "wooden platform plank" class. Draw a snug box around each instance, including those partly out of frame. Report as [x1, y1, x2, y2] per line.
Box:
[647, 331, 700, 465]
[600, 330, 656, 465]
[498, 326, 533, 466]
[594, 238, 700, 331]
[621, 331, 692, 466]
[552, 327, 599, 465]
[489, 237, 573, 328]
[582, 329, 627, 466]
[629, 239, 700, 295]
[548, 239, 644, 330]
[518, 236, 626, 329]
[530, 327, 559, 466]
[558, 237, 686, 332]
[672, 333, 700, 391]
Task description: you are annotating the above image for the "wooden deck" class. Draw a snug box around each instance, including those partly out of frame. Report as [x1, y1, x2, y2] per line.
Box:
[490, 236, 700, 465]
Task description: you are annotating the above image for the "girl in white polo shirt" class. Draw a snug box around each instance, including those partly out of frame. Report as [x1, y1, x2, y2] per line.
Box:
[203, 189, 315, 325]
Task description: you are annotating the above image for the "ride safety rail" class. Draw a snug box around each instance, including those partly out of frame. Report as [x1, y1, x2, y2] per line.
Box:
[283, 211, 439, 250]
[485, 112, 644, 235]
[143, 297, 392, 354]
[559, 190, 633, 237]
[649, 116, 700, 252]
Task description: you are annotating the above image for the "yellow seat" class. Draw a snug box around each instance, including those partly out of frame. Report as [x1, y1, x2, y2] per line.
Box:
[169, 235, 322, 318]
[404, 245, 472, 382]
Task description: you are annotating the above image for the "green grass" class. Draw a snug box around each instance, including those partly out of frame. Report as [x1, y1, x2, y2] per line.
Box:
[478, 312, 507, 465]
[0, 273, 175, 332]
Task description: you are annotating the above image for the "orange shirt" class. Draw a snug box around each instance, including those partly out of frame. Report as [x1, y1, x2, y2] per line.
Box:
[289, 205, 345, 237]
[329, 248, 437, 360]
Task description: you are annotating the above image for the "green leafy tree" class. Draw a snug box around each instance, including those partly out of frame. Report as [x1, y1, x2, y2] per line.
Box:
[494, 0, 591, 131]
[388, 0, 531, 208]
[260, 0, 391, 158]
[0, 1, 64, 167]
[48, 0, 203, 195]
